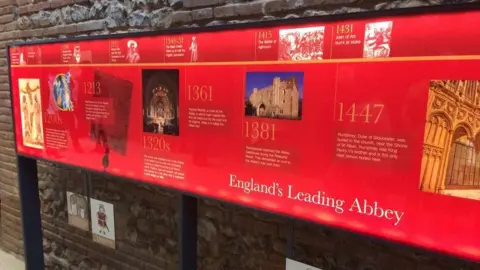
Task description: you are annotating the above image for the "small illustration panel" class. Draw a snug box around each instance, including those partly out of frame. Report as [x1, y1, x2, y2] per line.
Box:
[245, 72, 304, 120]
[189, 36, 198, 62]
[19, 78, 44, 149]
[67, 192, 89, 231]
[278, 26, 325, 61]
[73, 44, 81, 63]
[126, 40, 140, 63]
[20, 49, 26, 65]
[90, 198, 115, 249]
[363, 21, 393, 58]
[142, 69, 180, 136]
[110, 39, 140, 63]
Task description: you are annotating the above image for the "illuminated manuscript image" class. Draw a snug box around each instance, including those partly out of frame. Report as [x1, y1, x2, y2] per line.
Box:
[420, 80, 480, 201]
[363, 21, 392, 58]
[142, 69, 180, 136]
[278, 26, 325, 61]
[19, 78, 44, 149]
[53, 73, 74, 111]
[245, 72, 303, 120]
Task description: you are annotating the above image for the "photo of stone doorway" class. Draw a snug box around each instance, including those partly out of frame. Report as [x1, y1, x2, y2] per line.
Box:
[245, 71, 303, 120]
[420, 80, 480, 201]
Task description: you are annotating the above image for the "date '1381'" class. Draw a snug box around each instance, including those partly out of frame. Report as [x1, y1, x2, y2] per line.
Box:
[337, 103, 384, 124]
[244, 121, 276, 141]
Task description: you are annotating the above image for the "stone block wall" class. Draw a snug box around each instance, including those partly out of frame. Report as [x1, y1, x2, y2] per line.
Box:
[0, 0, 479, 269]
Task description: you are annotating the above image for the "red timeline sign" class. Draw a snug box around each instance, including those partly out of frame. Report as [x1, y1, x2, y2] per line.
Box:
[8, 9, 480, 262]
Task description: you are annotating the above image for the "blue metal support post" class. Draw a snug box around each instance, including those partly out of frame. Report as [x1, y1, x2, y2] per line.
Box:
[286, 220, 294, 258]
[178, 194, 197, 270]
[17, 155, 44, 270]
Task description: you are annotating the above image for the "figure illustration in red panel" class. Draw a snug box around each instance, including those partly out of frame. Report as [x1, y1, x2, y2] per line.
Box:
[278, 26, 325, 61]
[189, 36, 198, 62]
[19, 78, 44, 149]
[363, 21, 393, 58]
[19, 50, 26, 65]
[73, 44, 81, 64]
[126, 40, 140, 63]
[33, 95, 42, 141]
[36, 46, 42, 64]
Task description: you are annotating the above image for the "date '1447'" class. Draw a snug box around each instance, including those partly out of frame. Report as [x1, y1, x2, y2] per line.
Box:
[337, 103, 384, 124]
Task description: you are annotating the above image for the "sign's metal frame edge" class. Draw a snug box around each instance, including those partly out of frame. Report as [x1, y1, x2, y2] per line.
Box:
[6, 2, 480, 48]
[7, 3, 480, 269]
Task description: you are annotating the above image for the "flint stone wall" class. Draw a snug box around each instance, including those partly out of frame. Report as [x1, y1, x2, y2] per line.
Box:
[0, 0, 479, 269]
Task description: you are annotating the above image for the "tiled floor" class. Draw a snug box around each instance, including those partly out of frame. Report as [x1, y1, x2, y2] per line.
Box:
[0, 250, 24, 270]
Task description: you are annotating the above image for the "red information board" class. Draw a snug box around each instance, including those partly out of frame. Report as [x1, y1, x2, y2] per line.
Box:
[8, 9, 480, 262]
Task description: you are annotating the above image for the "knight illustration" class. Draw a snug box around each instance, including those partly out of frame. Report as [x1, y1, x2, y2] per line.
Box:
[364, 23, 391, 58]
[97, 204, 109, 235]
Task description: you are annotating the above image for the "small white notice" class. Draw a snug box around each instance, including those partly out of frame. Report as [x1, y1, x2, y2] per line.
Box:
[286, 258, 322, 270]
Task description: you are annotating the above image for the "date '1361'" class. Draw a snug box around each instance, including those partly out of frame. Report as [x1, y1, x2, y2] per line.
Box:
[187, 85, 212, 101]
[337, 103, 384, 124]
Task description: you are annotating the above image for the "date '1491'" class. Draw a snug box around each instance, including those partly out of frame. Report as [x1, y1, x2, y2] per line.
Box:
[337, 103, 384, 124]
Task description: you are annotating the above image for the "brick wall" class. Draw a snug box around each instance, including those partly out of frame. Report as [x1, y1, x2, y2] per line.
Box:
[0, 0, 480, 269]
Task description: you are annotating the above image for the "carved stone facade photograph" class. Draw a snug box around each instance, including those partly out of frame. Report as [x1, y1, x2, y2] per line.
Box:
[420, 80, 480, 201]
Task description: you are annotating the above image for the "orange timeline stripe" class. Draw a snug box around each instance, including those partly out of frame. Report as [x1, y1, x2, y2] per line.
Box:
[9, 54, 480, 68]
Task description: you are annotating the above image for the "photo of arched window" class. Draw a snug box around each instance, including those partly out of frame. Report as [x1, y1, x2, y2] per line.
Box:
[420, 80, 480, 201]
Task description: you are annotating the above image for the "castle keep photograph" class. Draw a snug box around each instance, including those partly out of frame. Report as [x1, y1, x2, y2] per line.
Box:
[420, 80, 480, 201]
[245, 71, 303, 120]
